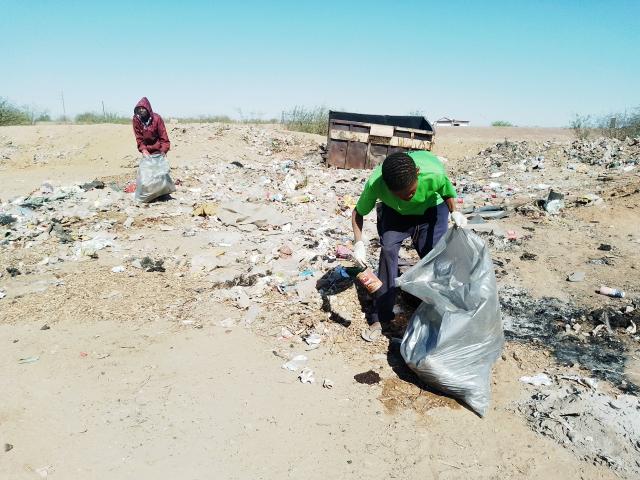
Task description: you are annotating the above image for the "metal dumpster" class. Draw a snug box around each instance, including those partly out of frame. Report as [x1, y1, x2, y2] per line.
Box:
[326, 111, 435, 170]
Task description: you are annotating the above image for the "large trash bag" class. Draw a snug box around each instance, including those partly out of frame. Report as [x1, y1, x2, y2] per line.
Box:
[134, 154, 176, 203]
[397, 227, 504, 416]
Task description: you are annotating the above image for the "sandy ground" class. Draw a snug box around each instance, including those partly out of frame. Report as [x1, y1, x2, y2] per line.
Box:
[1, 123, 637, 479]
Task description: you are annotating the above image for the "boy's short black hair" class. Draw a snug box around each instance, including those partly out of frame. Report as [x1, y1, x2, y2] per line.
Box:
[381, 152, 418, 191]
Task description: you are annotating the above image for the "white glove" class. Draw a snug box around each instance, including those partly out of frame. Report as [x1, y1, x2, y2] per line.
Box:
[352, 240, 367, 264]
[451, 211, 467, 228]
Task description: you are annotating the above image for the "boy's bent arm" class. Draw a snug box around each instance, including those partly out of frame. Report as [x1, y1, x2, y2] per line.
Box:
[352, 209, 364, 243]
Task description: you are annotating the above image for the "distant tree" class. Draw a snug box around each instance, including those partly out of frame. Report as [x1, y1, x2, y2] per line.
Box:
[570, 114, 592, 140]
[491, 120, 514, 127]
[0, 97, 30, 125]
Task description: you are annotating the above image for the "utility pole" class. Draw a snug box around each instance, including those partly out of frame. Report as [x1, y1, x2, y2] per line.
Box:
[102, 100, 106, 118]
[61, 90, 67, 121]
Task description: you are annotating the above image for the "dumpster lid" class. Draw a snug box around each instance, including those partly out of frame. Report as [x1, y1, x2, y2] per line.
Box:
[329, 110, 433, 132]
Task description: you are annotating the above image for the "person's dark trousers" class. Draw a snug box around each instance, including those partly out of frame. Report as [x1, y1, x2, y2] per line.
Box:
[371, 201, 450, 325]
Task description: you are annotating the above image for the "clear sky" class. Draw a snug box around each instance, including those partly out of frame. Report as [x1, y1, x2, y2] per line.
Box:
[1, 0, 638, 126]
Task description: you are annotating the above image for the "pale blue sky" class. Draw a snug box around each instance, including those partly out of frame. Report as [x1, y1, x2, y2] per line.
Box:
[1, 0, 638, 126]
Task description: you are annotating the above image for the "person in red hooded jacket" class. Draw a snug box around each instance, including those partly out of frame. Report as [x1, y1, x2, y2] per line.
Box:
[132, 97, 170, 156]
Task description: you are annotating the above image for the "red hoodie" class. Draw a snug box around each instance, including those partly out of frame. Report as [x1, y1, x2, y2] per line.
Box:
[132, 97, 170, 154]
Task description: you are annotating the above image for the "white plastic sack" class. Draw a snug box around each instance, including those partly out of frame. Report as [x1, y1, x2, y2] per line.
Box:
[397, 227, 504, 416]
[134, 154, 176, 203]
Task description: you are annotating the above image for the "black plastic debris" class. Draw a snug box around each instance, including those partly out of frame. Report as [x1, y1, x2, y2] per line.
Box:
[80, 180, 106, 191]
[140, 256, 165, 272]
[0, 214, 17, 226]
[6, 267, 21, 277]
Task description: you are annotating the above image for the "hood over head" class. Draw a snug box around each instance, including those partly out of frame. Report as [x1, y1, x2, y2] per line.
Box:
[134, 97, 154, 116]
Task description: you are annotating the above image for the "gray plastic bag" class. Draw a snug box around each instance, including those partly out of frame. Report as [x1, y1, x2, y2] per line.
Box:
[397, 227, 504, 416]
[134, 154, 176, 203]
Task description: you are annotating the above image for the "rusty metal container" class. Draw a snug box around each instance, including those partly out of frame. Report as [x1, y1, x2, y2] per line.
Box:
[326, 111, 435, 170]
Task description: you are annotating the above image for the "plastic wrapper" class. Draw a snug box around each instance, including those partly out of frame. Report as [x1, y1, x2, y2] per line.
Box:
[397, 227, 504, 416]
[134, 154, 176, 203]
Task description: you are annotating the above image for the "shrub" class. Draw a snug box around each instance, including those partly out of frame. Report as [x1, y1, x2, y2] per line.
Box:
[75, 111, 129, 124]
[491, 120, 514, 127]
[0, 97, 31, 125]
[178, 115, 234, 123]
[597, 107, 640, 140]
[570, 114, 592, 140]
[281, 106, 329, 135]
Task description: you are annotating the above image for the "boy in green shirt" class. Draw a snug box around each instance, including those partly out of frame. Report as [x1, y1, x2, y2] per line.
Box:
[351, 150, 466, 341]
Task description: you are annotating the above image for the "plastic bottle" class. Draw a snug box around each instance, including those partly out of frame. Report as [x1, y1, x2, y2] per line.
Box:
[353, 258, 383, 294]
[356, 268, 383, 294]
[599, 286, 625, 298]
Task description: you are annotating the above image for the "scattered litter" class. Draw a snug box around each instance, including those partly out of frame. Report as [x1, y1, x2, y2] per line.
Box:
[111, 265, 125, 273]
[6, 267, 21, 277]
[4, 443, 13, 452]
[192, 203, 218, 217]
[520, 388, 640, 478]
[34, 465, 53, 478]
[304, 332, 322, 346]
[519, 373, 552, 386]
[520, 252, 538, 261]
[40, 324, 50, 330]
[218, 318, 236, 328]
[323, 378, 334, 389]
[282, 354, 308, 371]
[75, 234, 116, 257]
[140, 257, 165, 272]
[335, 245, 352, 259]
[299, 368, 315, 384]
[558, 375, 598, 390]
[0, 214, 17, 226]
[80, 179, 105, 191]
[18, 356, 40, 364]
[544, 190, 565, 215]
[567, 271, 585, 282]
[279, 327, 294, 339]
[598, 286, 625, 298]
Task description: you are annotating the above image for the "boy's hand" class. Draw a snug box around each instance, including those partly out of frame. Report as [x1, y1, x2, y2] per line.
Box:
[451, 211, 467, 228]
[142, 150, 150, 157]
[353, 240, 367, 264]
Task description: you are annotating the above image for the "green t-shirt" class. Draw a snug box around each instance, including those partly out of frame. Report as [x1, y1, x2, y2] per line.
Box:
[355, 150, 457, 216]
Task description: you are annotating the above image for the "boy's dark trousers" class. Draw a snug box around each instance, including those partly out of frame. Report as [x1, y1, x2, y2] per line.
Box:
[371, 202, 450, 324]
